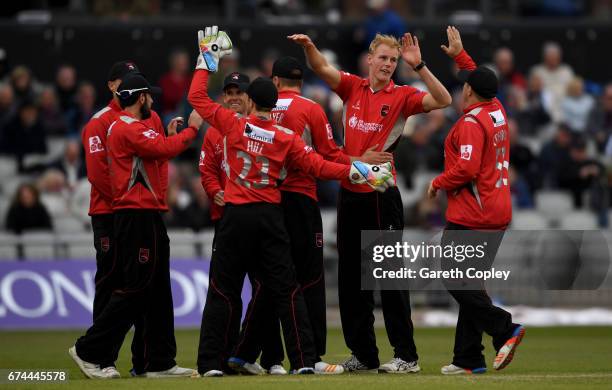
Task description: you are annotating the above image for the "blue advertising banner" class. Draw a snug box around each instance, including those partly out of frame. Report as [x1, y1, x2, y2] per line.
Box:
[0, 259, 251, 329]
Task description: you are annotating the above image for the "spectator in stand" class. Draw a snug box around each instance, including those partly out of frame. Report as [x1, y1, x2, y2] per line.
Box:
[588, 83, 612, 153]
[159, 48, 192, 121]
[0, 98, 47, 171]
[10, 65, 40, 106]
[493, 47, 526, 107]
[558, 136, 606, 212]
[560, 77, 595, 133]
[517, 72, 552, 135]
[0, 83, 15, 130]
[356, 0, 406, 47]
[508, 166, 534, 209]
[38, 86, 68, 135]
[46, 140, 86, 189]
[508, 118, 539, 193]
[66, 82, 97, 135]
[54, 64, 78, 113]
[530, 42, 574, 123]
[539, 123, 574, 188]
[37, 168, 70, 216]
[5, 183, 52, 234]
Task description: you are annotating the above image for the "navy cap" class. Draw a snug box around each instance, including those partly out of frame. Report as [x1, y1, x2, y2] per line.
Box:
[457, 66, 499, 99]
[272, 56, 304, 80]
[223, 72, 250, 92]
[107, 60, 140, 81]
[247, 77, 278, 109]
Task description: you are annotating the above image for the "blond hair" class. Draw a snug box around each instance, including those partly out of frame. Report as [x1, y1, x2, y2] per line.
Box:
[368, 33, 401, 55]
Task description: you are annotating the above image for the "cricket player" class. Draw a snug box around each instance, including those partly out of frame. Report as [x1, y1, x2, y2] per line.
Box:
[70, 73, 200, 379]
[289, 31, 452, 372]
[80, 61, 183, 377]
[428, 26, 525, 375]
[189, 26, 395, 377]
[239, 56, 393, 375]
[197, 71, 287, 375]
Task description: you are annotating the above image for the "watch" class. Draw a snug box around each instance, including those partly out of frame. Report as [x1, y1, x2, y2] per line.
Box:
[413, 61, 426, 71]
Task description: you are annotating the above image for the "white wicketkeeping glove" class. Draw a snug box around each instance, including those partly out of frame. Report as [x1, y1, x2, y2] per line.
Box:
[349, 161, 395, 192]
[196, 25, 233, 72]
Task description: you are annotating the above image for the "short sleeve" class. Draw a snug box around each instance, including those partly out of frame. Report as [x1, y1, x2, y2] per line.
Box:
[401, 86, 427, 116]
[333, 71, 362, 102]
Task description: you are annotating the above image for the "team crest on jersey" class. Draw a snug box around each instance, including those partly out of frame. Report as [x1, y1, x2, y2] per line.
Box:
[89, 136, 104, 153]
[460, 145, 473, 160]
[139, 248, 150, 263]
[244, 124, 275, 144]
[142, 129, 158, 139]
[489, 109, 506, 127]
[380, 104, 390, 117]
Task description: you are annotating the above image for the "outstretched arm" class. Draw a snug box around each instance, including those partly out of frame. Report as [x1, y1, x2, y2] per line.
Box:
[400, 32, 452, 111]
[288, 34, 341, 90]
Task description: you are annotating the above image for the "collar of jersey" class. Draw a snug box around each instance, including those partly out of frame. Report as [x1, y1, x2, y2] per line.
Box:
[463, 100, 496, 114]
[278, 89, 300, 96]
[109, 98, 122, 112]
[247, 114, 273, 124]
[361, 77, 395, 94]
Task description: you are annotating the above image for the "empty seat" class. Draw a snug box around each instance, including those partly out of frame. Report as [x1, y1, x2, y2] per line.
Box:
[20, 231, 56, 260]
[54, 216, 87, 233]
[0, 232, 19, 260]
[559, 211, 599, 230]
[511, 211, 549, 229]
[535, 191, 574, 217]
[0, 157, 17, 180]
[168, 230, 197, 259]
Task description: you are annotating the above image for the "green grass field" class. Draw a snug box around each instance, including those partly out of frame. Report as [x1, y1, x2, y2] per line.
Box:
[1, 327, 611, 389]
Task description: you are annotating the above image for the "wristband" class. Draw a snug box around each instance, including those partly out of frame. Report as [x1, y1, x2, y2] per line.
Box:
[413, 61, 426, 71]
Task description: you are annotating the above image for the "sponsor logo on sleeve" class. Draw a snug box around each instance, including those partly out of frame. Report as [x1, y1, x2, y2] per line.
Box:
[489, 109, 506, 127]
[199, 151, 205, 166]
[460, 144, 473, 160]
[243, 124, 275, 144]
[88, 136, 104, 153]
[142, 129, 158, 139]
[304, 145, 314, 153]
[326, 123, 334, 140]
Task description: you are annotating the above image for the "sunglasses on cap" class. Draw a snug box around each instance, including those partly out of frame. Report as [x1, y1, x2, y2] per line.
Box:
[116, 87, 149, 99]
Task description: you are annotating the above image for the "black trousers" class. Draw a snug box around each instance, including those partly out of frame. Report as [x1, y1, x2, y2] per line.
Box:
[91, 214, 145, 371]
[442, 222, 518, 369]
[197, 203, 317, 373]
[76, 211, 177, 372]
[257, 191, 327, 368]
[337, 187, 417, 368]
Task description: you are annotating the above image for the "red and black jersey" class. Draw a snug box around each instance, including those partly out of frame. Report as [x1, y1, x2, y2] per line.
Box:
[188, 70, 350, 205]
[334, 72, 427, 192]
[81, 99, 169, 215]
[432, 50, 512, 229]
[272, 90, 350, 200]
[199, 126, 226, 221]
[107, 111, 197, 211]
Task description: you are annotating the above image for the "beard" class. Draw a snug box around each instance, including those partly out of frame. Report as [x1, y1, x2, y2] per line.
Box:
[140, 103, 152, 120]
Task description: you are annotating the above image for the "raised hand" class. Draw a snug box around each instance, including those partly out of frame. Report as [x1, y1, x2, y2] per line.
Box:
[400, 33, 422, 68]
[287, 34, 314, 48]
[440, 25, 463, 58]
[196, 26, 233, 72]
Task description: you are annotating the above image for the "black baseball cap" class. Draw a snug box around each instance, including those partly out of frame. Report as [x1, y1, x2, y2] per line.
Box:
[272, 56, 304, 80]
[116, 73, 161, 101]
[107, 60, 140, 81]
[457, 66, 498, 99]
[223, 72, 250, 92]
[247, 77, 278, 109]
